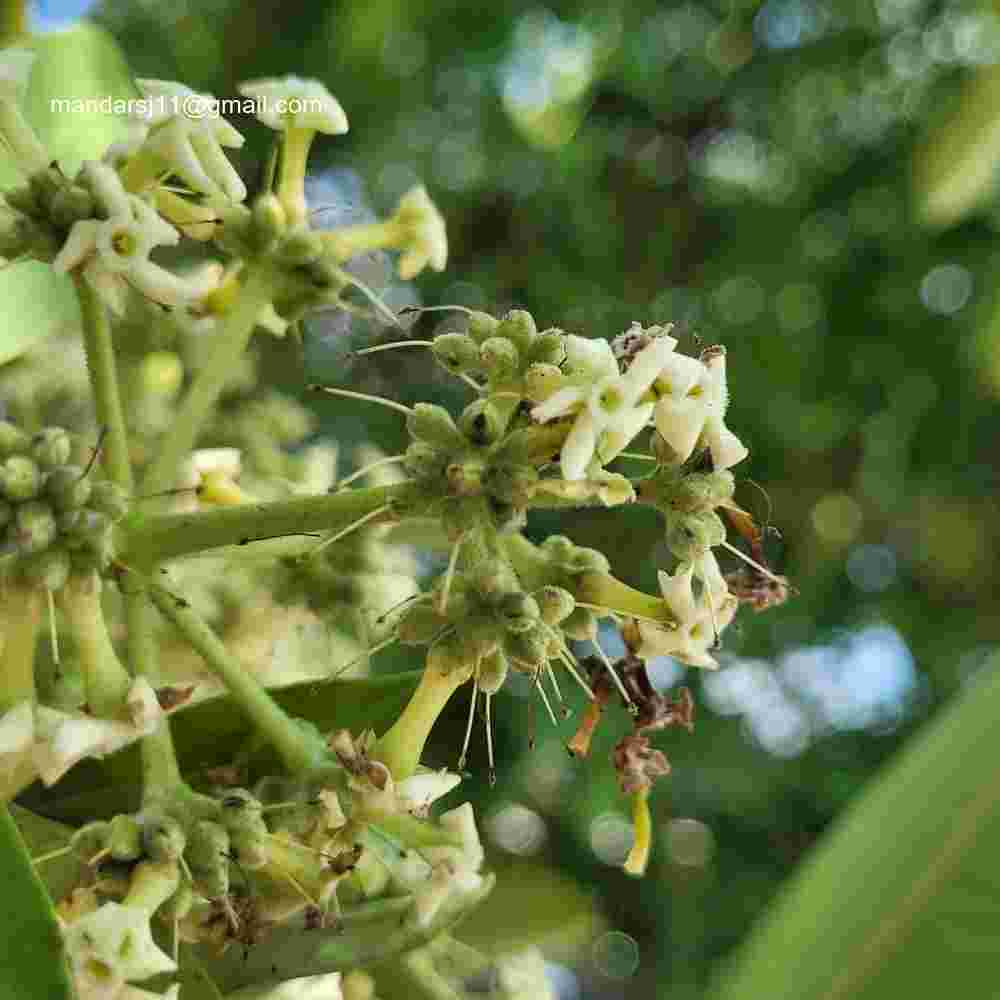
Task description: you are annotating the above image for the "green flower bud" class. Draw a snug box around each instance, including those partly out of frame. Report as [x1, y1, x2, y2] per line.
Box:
[504, 627, 549, 670]
[483, 462, 538, 505]
[49, 185, 95, 228]
[86, 481, 130, 520]
[570, 545, 611, 575]
[446, 459, 485, 495]
[562, 606, 598, 641]
[458, 399, 505, 446]
[44, 466, 91, 510]
[427, 631, 475, 675]
[29, 167, 62, 206]
[187, 821, 231, 898]
[407, 403, 465, 450]
[478, 648, 509, 695]
[19, 548, 70, 590]
[479, 337, 520, 381]
[221, 791, 268, 868]
[0, 501, 11, 528]
[71, 821, 109, 862]
[3, 184, 38, 216]
[666, 510, 726, 562]
[466, 310, 500, 344]
[497, 309, 537, 352]
[535, 585, 575, 625]
[14, 500, 57, 553]
[69, 535, 115, 574]
[252, 193, 288, 247]
[403, 441, 446, 480]
[280, 229, 325, 265]
[159, 882, 194, 921]
[140, 352, 184, 398]
[143, 814, 188, 863]
[0, 421, 30, 456]
[107, 814, 144, 862]
[398, 603, 446, 645]
[60, 508, 110, 544]
[432, 333, 481, 374]
[496, 592, 540, 633]
[528, 329, 566, 366]
[1, 455, 42, 501]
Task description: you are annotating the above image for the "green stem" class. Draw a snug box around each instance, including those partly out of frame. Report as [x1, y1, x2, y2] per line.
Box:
[277, 127, 314, 226]
[140, 267, 275, 496]
[74, 274, 133, 491]
[55, 572, 131, 718]
[321, 219, 398, 262]
[146, 578, 330, 776]
[576, 571, 674, 624]
[123, 578, 184, 798]
[375, 663, 471, 781]
[120, 483, 401, 564]
[0, 583, 42, 713]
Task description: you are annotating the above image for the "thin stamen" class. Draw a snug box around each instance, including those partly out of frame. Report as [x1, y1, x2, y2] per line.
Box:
[437, 535, 464, 616]
[457, 372, 483, 393]
[376, 591, 432, 625]
[353, 339, 434, 357]
[398, 304, 477, 318]
[344, 274, 402, 328]
[545, 662, 564, 703]
[721, 540, 787, 585]
[540, 623, 595, 699]
[31, 844, 73, 866]
[309, 385, 413, 417]
[334, 454, 406, 491]
[485, 692, 496, 786]
[534, 672, 559, 727]
[617, 452, 658, 462]
[46, 588, 59, 666]
[576, 601, 675, 629]
[592, 640, 636, 711]
[307, 504, 391, 559]
[458, 674, 479, 771]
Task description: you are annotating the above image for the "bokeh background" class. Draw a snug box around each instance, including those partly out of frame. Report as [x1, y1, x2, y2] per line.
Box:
[12, 0, 1000, 996]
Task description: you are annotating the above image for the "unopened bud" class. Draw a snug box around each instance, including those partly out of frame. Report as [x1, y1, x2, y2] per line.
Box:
[403, 441, 447, 480]
[20, 548, 70, 590]
[523, 363, 564, 403]
[398, 603, 445, 645]
[496, 592, 540, 633]
[107, 814, 144, 862]
[71, 821, 109, 862]
[432, 333, 480, 374]
[49, 185, 95, 228]
[44, 467, 91, 510]
[1, 455, 42, 501]
[187, 821, 231, 898]
[497, 309, 537, 351]
[252, 193, 288, 247]
[407, 403, 465, 450]
[483, 462, 537, 505]
[528, 329, 567, 366]
[478, 648, 509, 695]
[87, 482, 129, 521]
[562, 606, 598, 641]
[535, 585, 575, 625]
[140, 352, 184, 397]
[280, 229, 325, 265]
[14, 500, 57, 553]
[505, 626, 549, 669]
[458, 399, 505, 446]
[0, 421, 30, 456]
[427, 631, 473, 675]
[143, 814, 187, 863]
[31, 428, 72, 469]
[3, 184, 38, 216]
[479, 337, 519, 381]
[466, 310, 499, 343]
[666, 510, 726, 562]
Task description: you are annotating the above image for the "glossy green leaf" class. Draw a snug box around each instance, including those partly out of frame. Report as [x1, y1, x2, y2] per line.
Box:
[708, 657, 1000, 1000]
[0, 804, 74, 1000]
[21, 671, 423, 824]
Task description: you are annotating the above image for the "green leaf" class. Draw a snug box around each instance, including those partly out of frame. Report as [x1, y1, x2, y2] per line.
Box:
[0, 804, 74, 1000]
[21, 672, 423, 824]
[708, 656, 1000, 1000]
[0, 262, 78, 365]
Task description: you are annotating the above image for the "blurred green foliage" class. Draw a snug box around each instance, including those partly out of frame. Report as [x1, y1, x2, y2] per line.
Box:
[13, 0, 1000, 994]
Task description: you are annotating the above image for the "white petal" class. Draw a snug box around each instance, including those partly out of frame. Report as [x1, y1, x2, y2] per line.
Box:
[126, 678, 162, 733]
[53, 220, 101, 274]
[189, 130, 247, 202]
[397, 770, 462, 814]
[654, 396, 706, 461]
[560, 410, 598, 481]
[564, 335, 617, 380]
[82, 161, 131, 218]
[238, 77, 349, 134]
[530, 385, 584, 423]
[0, 701, 34, 755]
[655, 353, 704, 398]
[65, 902, 177, 983]
[597, 401, 654, 464]
[705, 420, 748, 470]
[621, 336, 679, 402]
[657, 566, 698, 623]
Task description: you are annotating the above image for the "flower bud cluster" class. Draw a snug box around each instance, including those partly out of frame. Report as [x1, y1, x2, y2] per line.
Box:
[0, 421, 127, 587]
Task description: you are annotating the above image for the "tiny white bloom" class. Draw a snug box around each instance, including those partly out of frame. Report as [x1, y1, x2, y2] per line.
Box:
[392, 185, 447, 279]
[636, 555, 737, 668]
[653, 349, 748, 470]
[238, 76, 349, 135]
[532, 332, 677, 480]
[133, 80, 246, 203]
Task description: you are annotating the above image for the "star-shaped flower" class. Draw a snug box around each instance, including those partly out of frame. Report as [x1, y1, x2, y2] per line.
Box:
[653, 348, 748, 470]
[532, 330, 677, 480]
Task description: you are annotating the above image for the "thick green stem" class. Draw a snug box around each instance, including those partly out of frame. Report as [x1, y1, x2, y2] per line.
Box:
[123, 579, 184, 798]
[56, 572, 131, 718]
[74, 274, 133, 491]
[146, 578, 329, 776]
[277, 127, 314, 226]
[120, 483, 401, 564]
[140, 267, 275, 496]
[375, 664, 471, 781]
[576, 571, 674, 623]
[0, 584, 42, 712]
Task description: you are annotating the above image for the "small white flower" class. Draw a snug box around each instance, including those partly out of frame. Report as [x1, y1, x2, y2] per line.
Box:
[132, 80, 246, 203]
[396, 768, 462, 817]
[636, 554, 737, 668]
[63, 903, 176, 993]
[392, 185, 447, 279]
[54, 162, 218, 314]
[653, 349, 748, 470]
[238, 76, 349, 135]
[532, 332, 677, 480]
[412, 802, 485, 928]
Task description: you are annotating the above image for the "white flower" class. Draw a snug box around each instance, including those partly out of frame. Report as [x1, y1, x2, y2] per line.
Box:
[53, 162, 218, 314]
[412, 802, 485, 928]
[63, 903, 176, 995]
[653, 349, 748, 470]
[396, 768, 462, 817]
[391, 185, 447, 279]
[0, 47, 35, 97]
[132, 80, 246, 203]
[635, 554, 737, 668]
[238, 76, 349, 134]
[532, 332, 678, 480]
